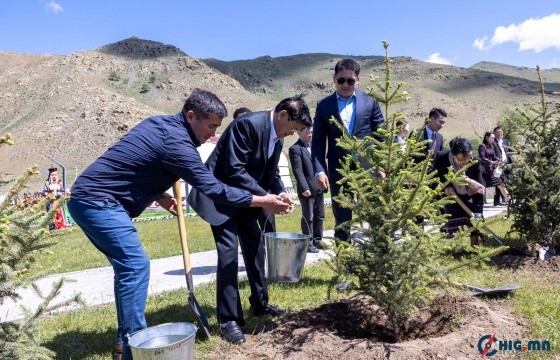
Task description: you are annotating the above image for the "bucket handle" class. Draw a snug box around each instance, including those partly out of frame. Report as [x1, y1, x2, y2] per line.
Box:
[261, 207, 312, 238]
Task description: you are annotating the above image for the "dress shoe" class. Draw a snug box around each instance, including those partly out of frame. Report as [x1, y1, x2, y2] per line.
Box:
[251, 303, 287, 317]
[220, 321, 245, 344]
[494, 201, 508, 206]
[313, 240, 324, 249]
[307, 243, 319, 253]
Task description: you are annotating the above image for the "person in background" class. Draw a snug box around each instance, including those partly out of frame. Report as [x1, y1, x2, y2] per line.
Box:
[433, 137, 485, 245]
[67, 89, 289, 360]
[311, 58, 385, 242]
[492, 126, 512, 206]
[289, 125, 325, 253]
[478, 131, 510, 205]
[188, 94, 312, 345]
[233, 107, 252, 119]
[394, 120, 410, 143]
[417, 107, 446, 161]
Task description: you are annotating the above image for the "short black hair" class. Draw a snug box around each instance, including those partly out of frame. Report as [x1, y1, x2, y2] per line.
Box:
[274, 94, 312, 128]
[449, 137, 473, 155]
[233, 107, 251, 119]
[334, 58, 360, 76]
[182, 88, 227, 118]
[429, 107, 447, 119]
[493, 125, 504, 132]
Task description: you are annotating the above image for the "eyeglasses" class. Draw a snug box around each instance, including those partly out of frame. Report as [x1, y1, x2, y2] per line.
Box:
[288, 117, 306, 133]
[453, 154, 473, 163]
[336, 77, 356, 85]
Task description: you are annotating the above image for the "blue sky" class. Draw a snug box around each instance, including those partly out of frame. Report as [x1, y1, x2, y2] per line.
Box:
[1, 0, 559, 69]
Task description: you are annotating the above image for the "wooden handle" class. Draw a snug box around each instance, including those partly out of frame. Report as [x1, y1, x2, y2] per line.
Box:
[447, 187, 474, 218]
[173, 181, 191, 273]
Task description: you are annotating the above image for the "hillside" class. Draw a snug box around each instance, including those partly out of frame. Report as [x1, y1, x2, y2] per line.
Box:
[1, 37, 559, 192]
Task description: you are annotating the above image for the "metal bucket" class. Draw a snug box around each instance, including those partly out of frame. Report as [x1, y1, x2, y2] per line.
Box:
[264, 232, 309, 282]
[128, 322, 197, 360]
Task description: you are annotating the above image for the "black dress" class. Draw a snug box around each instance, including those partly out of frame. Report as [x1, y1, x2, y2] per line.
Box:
[478, 143, 504, 187]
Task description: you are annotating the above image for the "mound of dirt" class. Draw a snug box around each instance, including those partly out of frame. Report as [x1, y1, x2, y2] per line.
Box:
[206, 294, 524, 360]
[491, 253, 560, 274]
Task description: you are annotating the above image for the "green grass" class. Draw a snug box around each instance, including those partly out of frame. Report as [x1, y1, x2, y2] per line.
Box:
[34, 207, 335, 275]
[37, 262, 342, 360]
[31, 209, 560, 359]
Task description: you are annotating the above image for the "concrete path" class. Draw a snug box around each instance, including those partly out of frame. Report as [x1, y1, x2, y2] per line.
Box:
[0, 204, 507, 323]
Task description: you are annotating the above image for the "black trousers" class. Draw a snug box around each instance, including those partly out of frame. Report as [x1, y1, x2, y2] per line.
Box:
[211, 209, 268, 326]
[299, 191, 325, 242]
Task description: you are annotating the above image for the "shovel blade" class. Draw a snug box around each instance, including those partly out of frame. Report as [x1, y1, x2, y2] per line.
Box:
[188, 293, 212, 338]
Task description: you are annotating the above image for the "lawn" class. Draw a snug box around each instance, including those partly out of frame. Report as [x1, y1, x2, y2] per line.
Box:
[30, 209, 560, 359]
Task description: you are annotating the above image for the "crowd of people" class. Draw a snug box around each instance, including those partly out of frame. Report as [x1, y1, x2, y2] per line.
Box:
[64, 58, 513, 359]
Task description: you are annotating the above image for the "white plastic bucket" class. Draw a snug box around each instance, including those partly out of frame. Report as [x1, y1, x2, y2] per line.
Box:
[128, 322, 197, 360]
[264, 232, 309, 282]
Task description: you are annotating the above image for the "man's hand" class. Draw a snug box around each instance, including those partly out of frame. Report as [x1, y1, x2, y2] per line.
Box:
[316, 173, 329, 191]
[156, 193, 178, 216]
[280, 193, 295, 214]
[252, 194, 290, 214]
[302, 190, 312, 197]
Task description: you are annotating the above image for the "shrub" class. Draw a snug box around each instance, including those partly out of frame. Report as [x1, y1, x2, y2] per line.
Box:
[108, 70, 120, 82]
[507, 68, 560, 250]
[0, 133, 82, 360]
[139, 83, 150, 93]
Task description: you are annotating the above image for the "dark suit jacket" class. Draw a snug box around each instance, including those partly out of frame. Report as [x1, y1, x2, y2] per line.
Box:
[289, 139, 320, 197]
[478, 143, 500, 176]
[187, 111, 285, 225]
[419, 127, 444, 159]
[311, 90, 384, 182]
[432, 150, 484, 214]
[493, 138, 513, 164]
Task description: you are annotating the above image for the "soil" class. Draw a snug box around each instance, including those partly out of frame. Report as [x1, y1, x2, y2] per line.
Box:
[205, 294, 525, 360]
[491, 253, 560, 279]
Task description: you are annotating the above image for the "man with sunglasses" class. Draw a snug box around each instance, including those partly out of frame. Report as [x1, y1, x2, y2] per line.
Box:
[311, 58, 385, 242]
[188, 94, 312, 345]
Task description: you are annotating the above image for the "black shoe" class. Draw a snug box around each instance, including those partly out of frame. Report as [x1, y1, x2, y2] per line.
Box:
[250, 303, 287, 317]
[220, 321, 245, 344]
[494, 201, 508, 206]
[313, 240, 324, 249]
[307, 243, 319, 253]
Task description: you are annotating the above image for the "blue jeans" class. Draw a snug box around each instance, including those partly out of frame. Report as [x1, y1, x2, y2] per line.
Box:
[67, 198, 149, 360]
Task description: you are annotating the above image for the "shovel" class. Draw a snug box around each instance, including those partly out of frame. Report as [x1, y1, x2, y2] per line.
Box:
[447, 280, 520, 297]
[172, 181, 212, 339]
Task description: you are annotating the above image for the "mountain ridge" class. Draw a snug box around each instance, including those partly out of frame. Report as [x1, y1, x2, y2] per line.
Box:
[1, 37, 558, 192]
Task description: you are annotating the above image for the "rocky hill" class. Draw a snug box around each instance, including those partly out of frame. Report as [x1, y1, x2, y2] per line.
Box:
[1, 37, 559, 192]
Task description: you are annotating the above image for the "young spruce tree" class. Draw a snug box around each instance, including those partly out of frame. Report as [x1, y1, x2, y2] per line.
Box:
[506, 67, 560, 251]
[1, 133, 82, 360]
[329, 41, 501, 341]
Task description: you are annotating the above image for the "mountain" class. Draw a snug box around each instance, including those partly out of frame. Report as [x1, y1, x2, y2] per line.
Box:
[1, 37, 559, 192]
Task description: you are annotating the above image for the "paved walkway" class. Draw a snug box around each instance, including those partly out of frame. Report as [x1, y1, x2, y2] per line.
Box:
[0, 204, 507, 323]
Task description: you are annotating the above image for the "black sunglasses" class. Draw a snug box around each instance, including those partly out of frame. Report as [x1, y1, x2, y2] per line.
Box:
[336, 77, 356, 85]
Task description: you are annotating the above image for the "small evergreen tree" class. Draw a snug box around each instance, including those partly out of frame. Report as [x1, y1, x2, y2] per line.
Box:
[1, 134, 82, 360]
[506, 67, 560, 250]
[329, 41, 501, 341]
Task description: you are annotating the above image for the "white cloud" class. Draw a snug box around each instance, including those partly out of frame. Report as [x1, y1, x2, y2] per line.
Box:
[45, 1, 64, 14]
[473, 13, 560, 52]
[425, 53, 453, 65]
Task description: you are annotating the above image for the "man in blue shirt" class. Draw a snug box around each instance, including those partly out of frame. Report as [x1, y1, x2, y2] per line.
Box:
[68, 89, 290, 360]
[311, 58, 385, 242]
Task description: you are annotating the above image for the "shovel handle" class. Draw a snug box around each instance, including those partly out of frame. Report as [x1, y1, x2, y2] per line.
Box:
[173, 182, 191, 273]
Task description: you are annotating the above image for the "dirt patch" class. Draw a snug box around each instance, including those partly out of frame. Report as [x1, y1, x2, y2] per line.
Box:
[491, 253, 560, 275]
[205, 294, 524, 360]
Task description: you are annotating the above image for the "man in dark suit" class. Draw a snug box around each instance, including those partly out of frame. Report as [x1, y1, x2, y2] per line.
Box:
[419, 107, 447, 160]
[67, 89, 290, 360]
[311, 58, 385, 241]
[188, 95, 312, 345]
[492, 125, 512, 205]
[289, 125, 325, 253]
